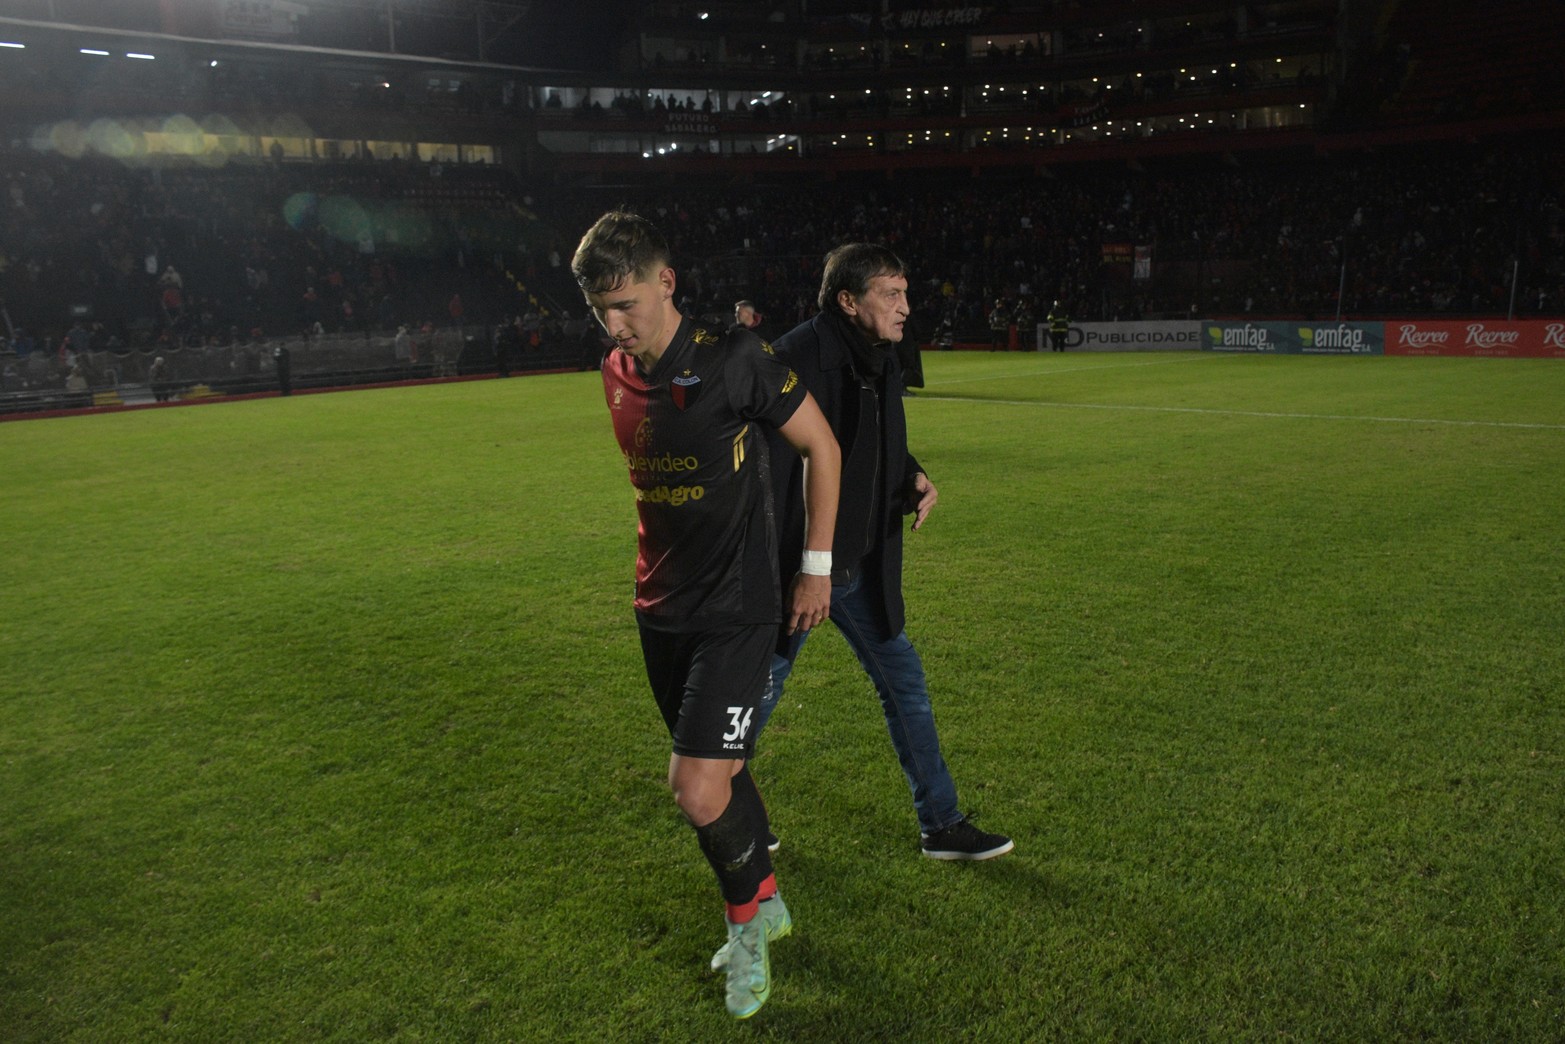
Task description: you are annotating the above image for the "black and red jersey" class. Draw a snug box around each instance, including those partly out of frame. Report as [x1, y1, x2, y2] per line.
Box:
[603, 317, 807, 631]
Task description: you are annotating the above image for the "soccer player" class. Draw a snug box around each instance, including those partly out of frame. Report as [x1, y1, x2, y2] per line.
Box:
[572, 211, 840, 1019]
[760, 243, 1014, 861]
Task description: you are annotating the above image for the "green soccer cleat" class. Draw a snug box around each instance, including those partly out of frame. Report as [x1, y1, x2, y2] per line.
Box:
[711, 894, 792, 972]
[721, 912, 773, 1019]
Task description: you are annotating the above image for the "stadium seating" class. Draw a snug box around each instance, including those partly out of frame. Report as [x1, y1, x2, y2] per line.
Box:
[2, 2, 1562, 413]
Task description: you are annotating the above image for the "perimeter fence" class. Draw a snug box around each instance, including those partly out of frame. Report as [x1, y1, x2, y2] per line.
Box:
[1, 324, 604, 415]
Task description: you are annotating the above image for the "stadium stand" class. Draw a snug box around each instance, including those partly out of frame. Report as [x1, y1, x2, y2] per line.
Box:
[2, 1, 1562, 413]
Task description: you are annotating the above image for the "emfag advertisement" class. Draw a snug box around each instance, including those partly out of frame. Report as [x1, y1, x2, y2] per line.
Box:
[1383, 321, 1565, 358]
[931, 319, 1565, 358]
[1203, 321, 1384, 355]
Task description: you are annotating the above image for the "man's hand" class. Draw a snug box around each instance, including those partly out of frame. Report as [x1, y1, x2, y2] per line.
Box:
[909, 472, 938, 531]
[786, 572, 832, 634]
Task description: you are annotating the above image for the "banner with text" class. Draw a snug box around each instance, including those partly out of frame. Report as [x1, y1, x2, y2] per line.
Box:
[1203, 321, 1384, 355]
[1384, 320, 1565, 358]
[1055, 320, 1202, 352]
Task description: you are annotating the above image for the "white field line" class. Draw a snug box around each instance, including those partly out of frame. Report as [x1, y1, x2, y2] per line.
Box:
[923, 354, 1210, 387]
[922, 395, 1565, 431]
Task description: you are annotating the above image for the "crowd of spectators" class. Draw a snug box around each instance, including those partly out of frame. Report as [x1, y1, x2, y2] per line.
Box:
[4, 136, 1562, 399]
[0, 150, 583, 396]
[537, 137, 1564, 339]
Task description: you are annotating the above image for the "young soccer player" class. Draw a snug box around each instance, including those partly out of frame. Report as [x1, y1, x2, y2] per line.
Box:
[573, 211, 839, 1019]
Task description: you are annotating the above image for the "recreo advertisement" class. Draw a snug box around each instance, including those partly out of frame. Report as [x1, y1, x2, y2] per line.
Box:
[1384, 321, 1565, 358]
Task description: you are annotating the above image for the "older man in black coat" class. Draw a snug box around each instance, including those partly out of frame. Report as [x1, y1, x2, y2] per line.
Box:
[760, 243, 1012, 861]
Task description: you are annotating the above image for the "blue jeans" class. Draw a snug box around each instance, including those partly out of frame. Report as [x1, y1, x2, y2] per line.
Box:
[757, 570, 962, 835]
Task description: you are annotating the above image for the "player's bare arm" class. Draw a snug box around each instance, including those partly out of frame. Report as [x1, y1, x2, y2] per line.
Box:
[777, 392, 840, 634]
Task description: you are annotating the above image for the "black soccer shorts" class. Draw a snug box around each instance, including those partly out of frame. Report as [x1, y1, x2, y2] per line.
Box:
[637, 621, 772, 759]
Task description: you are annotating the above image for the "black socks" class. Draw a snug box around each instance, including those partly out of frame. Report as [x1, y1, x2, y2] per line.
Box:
[692, 764, 774, 906]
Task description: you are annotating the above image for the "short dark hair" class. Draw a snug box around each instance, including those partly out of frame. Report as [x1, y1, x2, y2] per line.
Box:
[571, 211, 672, 295]
[817, 243, 907, 313]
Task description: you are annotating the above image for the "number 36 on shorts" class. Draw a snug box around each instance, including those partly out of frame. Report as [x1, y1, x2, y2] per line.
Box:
[724, 706, 754, 742]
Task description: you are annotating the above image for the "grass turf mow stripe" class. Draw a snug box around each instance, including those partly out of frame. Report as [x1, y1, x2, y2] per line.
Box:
[2, 352, 1562, 1040]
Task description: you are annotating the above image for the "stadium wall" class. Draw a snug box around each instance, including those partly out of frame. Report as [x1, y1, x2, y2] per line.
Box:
[955, 320, 1565, 356]
[931, 319, 1565, 357]
[1200, 320, 1565, 358]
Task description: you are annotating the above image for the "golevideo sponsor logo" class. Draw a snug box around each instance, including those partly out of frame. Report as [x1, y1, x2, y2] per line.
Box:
[1397, 325, 1448, 348]
[635, 484, 706, 507]
[624, 451, 700, 474]
[1465, 324, 1519, 348]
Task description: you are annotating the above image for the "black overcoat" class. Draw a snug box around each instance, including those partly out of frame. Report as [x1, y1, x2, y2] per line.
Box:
[766, 311, 925, 638]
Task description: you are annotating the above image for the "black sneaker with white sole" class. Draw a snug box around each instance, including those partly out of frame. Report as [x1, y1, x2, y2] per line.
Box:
[766, 831, 780, 854]
[920, 816, 1014, 861]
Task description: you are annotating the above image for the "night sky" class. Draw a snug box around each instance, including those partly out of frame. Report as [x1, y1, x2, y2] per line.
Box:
[500, 1, 644, 70]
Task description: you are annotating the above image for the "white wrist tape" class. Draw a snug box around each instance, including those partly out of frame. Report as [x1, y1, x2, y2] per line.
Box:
[800, 549, 833, 576]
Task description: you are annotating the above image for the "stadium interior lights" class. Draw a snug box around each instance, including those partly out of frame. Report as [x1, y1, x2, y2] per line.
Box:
[127, 52, 156, 60]
[0, 41, 26, 49]
[80, 48, 110, 56]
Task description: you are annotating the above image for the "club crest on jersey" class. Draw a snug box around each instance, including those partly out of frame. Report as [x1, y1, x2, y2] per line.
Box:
[671, 370, 701, 410]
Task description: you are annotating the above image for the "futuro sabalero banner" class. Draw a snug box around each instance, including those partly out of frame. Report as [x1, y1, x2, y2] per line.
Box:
[1202, 320, 1565, 358]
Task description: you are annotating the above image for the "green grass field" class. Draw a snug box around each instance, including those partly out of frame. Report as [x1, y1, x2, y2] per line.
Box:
[3, 351, 1563, 1041]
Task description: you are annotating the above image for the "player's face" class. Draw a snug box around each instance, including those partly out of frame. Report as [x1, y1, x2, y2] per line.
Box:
[584, 266, 677, 363]
[842, 273, 909, 344]
[734, 304, 756, 328]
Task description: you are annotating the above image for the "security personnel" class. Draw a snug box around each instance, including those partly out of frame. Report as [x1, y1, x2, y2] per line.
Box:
[1047, 300, 1070, 352]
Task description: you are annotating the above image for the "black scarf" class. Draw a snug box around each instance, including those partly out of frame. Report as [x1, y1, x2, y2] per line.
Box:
[829, 310, 891, 381]
[825, 310, 887, 566]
